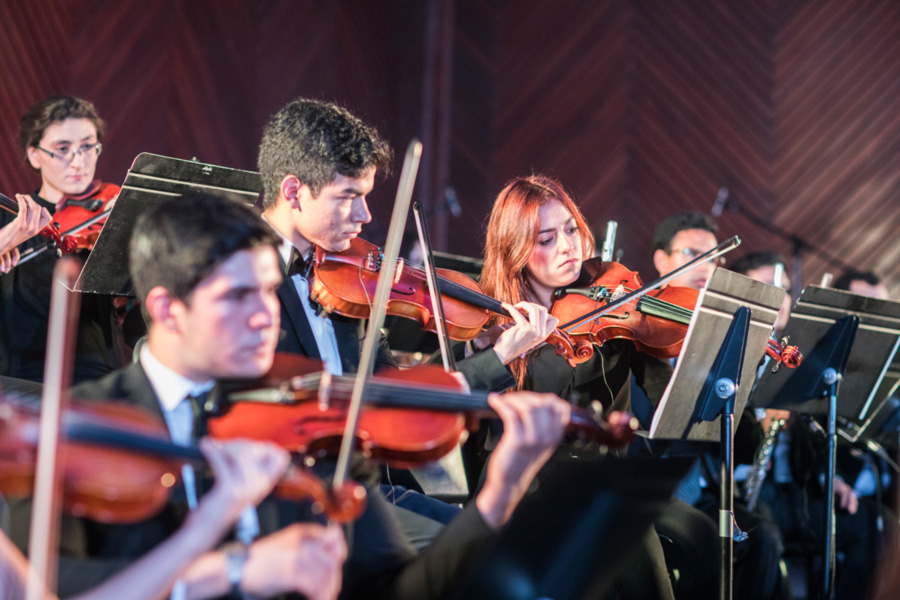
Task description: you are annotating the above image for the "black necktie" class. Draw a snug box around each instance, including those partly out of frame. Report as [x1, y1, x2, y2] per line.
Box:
[186, 390, 210, 440]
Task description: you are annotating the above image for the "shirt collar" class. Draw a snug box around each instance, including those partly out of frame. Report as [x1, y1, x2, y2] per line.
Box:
[261, 214, 294, 265]
[139, 345, 214, 414]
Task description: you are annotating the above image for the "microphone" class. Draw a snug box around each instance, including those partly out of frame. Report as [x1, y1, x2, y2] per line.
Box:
[711, 186, 730, 218]
[444, 187, 462, 218]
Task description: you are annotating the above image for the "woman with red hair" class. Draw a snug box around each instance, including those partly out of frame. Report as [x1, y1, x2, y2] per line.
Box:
[480, 174, 669, 411]
[476, 174, 727, 600]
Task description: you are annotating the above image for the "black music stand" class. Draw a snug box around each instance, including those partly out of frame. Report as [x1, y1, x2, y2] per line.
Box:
[649, 268, 783, 600]
[71, 153, 261, 295]
[448, 456, 695, 600]
[835, 295, 900, 447]
[750, 286, 900, 600]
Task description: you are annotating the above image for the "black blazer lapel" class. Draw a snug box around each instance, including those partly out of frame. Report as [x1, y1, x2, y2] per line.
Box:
[70, 362, 167, 429]
[332, 316, 362, 374]
[118, 362, 169, 423]
[276, 275, 322, 359]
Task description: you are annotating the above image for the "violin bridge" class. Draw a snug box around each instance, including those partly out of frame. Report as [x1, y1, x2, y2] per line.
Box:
[394, 258, 405, 284]
[317, 372, 332, 411]
[364, 249, 383, 271]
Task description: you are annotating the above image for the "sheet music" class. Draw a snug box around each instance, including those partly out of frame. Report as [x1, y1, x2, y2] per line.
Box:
[649, 269, 783, 441]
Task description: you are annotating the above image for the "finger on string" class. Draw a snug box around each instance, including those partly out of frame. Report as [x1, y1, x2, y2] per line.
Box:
[488, 393, 527, 438]
[501, 302, 528, 326]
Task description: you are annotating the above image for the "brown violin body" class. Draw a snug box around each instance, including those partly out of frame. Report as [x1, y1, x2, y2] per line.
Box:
[0, 398, 367, 524]
[312, 237, 592, 366]
[0, 400, 177, 523]
[552, 259, 697, 360]
[209, 353, 637, 469]
[0, 181, 118, 262]
[552, 258, 803, 367]
[49, 180, 119, 254]
[313, 237, 490, 340]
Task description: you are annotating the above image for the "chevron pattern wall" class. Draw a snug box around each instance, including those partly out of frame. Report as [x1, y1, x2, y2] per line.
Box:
[2, 0, 898, 295]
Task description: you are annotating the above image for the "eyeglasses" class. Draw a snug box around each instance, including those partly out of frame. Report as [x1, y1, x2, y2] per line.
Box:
[36, 142, 103, 163]
[669, 247, 726, 266]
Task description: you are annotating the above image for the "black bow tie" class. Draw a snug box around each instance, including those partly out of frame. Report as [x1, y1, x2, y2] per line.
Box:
[286, 247, 311, 278]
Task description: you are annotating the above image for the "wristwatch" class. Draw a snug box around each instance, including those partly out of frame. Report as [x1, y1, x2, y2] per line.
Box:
[222, 541, 249, 600]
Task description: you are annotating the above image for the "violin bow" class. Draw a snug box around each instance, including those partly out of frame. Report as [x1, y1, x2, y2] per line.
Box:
[412, 201, 457, 372]
[332, 140, 423, 490]
[559, 235, 742, 333]
[26, 257, 82, 600]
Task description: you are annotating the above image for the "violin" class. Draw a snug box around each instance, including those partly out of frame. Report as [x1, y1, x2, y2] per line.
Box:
[0, 181, 118, 265]
[47, 180, 119, 253]
[551, 259, 803, 367]
[311, 237, 593, 367]
[0, 398, 367, 524]
[207, 353, 638, 468]
[0, 192, 70, 254]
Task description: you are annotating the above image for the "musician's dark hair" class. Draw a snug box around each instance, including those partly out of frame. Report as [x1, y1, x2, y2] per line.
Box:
[129, 191, 279, 304]
[257, 98, 392, 209]
[729, 250, 788, 276]
[19, 95, 105, 155]
[833, 269, 882, 291]
[651, 211, 718, 254]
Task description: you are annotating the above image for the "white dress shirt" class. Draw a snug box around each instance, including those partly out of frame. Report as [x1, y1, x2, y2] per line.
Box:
[263, 217, 344, 376]
[139, 346, 259, 543]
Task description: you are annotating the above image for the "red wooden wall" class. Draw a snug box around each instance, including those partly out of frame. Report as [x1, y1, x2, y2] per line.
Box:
[2, 0, 899, 295]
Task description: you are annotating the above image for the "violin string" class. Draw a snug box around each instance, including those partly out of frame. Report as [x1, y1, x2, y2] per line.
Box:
[404, 264, 505, 313]
[292, 373, 490, 411]
[564, 285, 692, 332]
[614, 287, 693, 322]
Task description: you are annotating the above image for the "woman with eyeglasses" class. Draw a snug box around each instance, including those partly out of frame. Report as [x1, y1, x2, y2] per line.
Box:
[0, 96, 123, 384]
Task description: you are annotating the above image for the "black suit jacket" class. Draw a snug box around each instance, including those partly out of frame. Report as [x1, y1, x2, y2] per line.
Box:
[8, 361, 498, 600]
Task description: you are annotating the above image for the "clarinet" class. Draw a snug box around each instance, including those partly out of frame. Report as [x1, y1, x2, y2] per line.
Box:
[744, 418, 786, 512]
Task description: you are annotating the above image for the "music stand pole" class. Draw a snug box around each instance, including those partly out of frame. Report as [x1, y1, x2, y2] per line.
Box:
[693, 306, 752, 600]
[823, 368, 840, 600]
[719, 392, 736, 600]
[798, 315, 856, 600]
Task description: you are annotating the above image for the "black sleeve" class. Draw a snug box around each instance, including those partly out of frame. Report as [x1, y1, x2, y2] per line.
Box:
[343, 495, 497, 600]
[453, 345, 515, 392]
[630, 354, 674, 410]
[5, 496, 131, 598]
[374, 328, 399, 372]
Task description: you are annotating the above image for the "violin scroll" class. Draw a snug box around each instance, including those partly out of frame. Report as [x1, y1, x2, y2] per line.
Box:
[765, 337, 803, 371]
[275, 466, 367, 523]
[566, 404, 638, 449]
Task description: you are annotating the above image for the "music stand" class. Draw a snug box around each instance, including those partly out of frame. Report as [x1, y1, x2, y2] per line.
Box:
[833, 294, 900, 446]
[449, 456, 695, 600]
[72, 153, 261, 295]
[750, 286, 900, 600]
[649, 268, 783, 600]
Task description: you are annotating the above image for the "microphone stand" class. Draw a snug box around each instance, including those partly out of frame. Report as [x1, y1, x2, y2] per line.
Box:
[717, 199, 856, 301]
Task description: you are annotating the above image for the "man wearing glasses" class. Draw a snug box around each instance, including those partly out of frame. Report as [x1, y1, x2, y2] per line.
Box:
[0, 95, 122, 384]
[651, 210, 723, 291]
